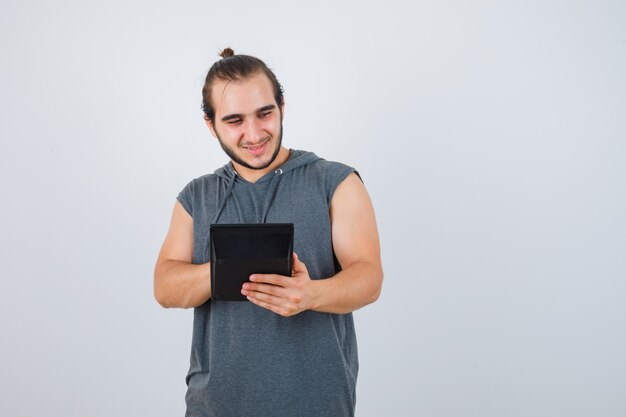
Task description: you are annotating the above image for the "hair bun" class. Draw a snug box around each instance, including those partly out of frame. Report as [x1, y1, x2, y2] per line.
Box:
[219, 47, 235, 58]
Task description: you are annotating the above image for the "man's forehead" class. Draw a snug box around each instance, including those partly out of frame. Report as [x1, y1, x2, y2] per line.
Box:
[212, 73, 275, 115]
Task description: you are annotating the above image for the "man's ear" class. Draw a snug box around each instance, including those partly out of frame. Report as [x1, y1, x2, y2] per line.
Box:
[204, 116, 218, 138]
[280, 98, 285, 119]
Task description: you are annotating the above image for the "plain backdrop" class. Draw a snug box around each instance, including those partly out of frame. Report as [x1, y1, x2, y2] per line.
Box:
[1, 1, 625, 416]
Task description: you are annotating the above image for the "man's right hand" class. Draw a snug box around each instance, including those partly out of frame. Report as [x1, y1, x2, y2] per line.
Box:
[154, 201, 212, 308]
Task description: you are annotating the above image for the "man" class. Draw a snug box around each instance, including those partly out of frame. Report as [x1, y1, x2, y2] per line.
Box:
[154, 48, 383, 417]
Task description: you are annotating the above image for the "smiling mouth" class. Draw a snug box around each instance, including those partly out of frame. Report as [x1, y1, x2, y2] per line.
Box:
[242, 137, 270, 150]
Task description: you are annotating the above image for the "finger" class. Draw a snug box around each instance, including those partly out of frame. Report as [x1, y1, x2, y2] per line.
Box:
[246, 295, 280, 313]
[250, 273, 286, 286]
[292, 252, 308, 274]
[246, 295, 291, 317]
[244, 288, 280, 304]
[242, 282, 285, 297]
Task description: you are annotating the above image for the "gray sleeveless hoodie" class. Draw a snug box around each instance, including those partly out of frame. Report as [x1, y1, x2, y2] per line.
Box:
[176, 149, 359, 417]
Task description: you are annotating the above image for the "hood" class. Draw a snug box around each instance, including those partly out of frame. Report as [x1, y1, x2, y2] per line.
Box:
[210, 149, 321, 225]
[213, 149, 321, 183]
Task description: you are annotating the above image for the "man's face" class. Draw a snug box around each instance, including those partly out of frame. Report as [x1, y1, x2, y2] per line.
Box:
[207, 72, 284, 171]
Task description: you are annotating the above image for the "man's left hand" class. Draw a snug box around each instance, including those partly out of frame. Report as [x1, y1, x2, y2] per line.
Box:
[241, 252, 317, 317]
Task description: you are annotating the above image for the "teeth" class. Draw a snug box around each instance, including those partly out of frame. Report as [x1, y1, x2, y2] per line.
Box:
[246, 139, 267, 150]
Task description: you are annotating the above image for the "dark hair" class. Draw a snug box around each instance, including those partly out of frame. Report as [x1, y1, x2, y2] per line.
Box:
[201, 47, 284, 123]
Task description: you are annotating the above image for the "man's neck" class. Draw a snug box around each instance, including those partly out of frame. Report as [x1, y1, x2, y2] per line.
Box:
[231, 146, 291, 183]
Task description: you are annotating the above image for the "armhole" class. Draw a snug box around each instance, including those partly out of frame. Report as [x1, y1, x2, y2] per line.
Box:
[327, 167, 361, 202]
[177, 182, 194, 217]
[327, 165, 360, 274]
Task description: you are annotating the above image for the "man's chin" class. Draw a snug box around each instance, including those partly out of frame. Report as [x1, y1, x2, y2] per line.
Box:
[245, 159, 273, 171]
[232, 150, 275, 171]
[239, 142, 283, 170]
[217, 125, 283, 171]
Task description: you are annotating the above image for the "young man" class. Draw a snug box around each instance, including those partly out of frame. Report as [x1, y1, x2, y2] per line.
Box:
[154, 48, 383, 417]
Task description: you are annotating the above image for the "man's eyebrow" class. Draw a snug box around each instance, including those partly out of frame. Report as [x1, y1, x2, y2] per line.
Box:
[257, 104, 276, 113]
[221, 113, 242, 122]
[220, 104, 277, 122]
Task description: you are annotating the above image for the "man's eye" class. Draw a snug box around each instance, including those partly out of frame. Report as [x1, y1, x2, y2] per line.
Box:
[227, 119, 242, 125]
[259, 111, 271, 119]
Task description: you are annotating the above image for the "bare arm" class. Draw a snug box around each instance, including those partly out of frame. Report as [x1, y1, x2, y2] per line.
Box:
[308, 172, 383, 313]
[242, 172, 383, 315]
[154, 201, 212, 309]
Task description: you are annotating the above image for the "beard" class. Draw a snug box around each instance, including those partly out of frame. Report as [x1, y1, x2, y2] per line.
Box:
[216, 120, 284, 170]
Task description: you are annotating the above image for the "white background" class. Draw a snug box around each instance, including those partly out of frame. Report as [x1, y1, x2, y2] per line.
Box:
[1, 1, 625, 416]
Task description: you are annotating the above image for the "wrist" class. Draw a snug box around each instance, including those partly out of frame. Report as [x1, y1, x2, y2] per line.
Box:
[308, 278, 325, 312]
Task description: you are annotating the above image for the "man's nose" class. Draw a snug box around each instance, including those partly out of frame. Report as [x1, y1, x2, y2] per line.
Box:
[244, 118, 264, 143]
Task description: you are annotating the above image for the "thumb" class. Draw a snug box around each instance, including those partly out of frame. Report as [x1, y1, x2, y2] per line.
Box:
[292, 252, 307, 275]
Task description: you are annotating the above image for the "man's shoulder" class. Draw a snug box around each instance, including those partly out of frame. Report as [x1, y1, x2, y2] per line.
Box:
[185, 171, 221, 185]
[289, 151, 356, 199]
[178, 172, 223, 196]
[310, 158, 350, 169]
[294, 151, 353, 175]
[313, 158, 355, 177]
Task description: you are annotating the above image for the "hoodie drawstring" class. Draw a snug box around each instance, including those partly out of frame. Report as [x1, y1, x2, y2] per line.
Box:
[212, 170, 237, 224]
[212, 168, 286, 225]
[206, 170, 237, 262]
[206, 169, 284, 262]
[261, 168, 285, 223]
